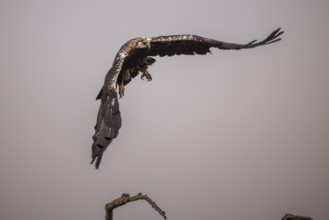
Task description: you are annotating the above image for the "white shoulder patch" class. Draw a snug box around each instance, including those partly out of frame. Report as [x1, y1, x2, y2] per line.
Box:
[118, 51, 127, 59]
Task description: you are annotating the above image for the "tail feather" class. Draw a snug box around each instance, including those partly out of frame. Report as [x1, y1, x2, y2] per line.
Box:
[91, 89, 121, 169]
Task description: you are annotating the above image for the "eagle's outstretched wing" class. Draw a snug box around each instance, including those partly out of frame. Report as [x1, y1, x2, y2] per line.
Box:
[148, 28, 283, 57]
[91, 52, 126, 169]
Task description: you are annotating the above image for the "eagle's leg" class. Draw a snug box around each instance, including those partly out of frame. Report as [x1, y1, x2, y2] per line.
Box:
[118, 69, 132, 98]
[119, 82, 125, 98]
[139, 58, 155, 81]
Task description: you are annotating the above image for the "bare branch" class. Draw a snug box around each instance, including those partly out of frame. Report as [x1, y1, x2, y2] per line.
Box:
[282, 213, 314, 220]
[104, 193, 313, 220]
[105, 193, 166, 220]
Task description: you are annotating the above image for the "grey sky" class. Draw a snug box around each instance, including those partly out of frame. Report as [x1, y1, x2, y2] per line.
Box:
[1, 1, 328, 220]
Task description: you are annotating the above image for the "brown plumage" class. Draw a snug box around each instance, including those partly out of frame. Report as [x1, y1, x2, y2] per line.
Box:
[91, 28, 284, 169]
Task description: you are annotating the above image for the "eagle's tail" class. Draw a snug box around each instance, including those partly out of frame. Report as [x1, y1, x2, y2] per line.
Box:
[91, 90, 121, 169]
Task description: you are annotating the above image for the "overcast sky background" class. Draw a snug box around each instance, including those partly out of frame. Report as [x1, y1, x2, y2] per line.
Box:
[1, 1, 329, 220]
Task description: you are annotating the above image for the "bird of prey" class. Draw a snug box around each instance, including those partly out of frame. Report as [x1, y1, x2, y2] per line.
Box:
[91, 28, 284, 169]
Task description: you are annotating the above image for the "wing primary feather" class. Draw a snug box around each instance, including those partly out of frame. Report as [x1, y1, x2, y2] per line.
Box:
[238, 27, 284, 49]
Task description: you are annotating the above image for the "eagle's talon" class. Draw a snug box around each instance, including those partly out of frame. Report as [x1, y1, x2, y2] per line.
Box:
[140, 71, 152, 81]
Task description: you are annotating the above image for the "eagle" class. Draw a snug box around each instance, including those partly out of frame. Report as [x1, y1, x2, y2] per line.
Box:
[91, 28, 284, 169]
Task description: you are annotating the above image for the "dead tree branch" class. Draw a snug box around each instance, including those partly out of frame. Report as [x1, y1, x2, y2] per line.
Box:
[105, 193, 166, 220]
[104, 193, 313, 220]
[281, 213, 313, 220]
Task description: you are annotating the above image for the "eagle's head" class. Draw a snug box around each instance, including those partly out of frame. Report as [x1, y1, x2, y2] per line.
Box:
[136, 38, 151, 50]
